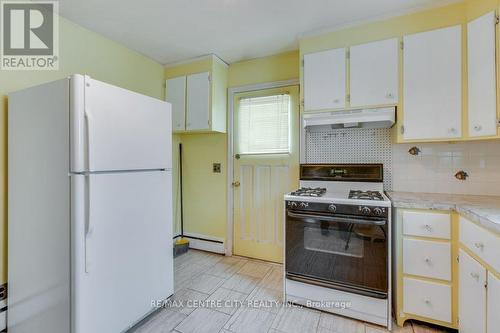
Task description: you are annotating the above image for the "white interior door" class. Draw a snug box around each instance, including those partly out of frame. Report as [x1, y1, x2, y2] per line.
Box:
[73, 171, 173, 333]
[467, 11, 497, 137]
[303, 48, 346, 111]
[186, 71, 210, 130]
[350, 38, 399, 107]
[459, 249, 486, 333]
[166, 76, 186, 131]
[403, 25, 462, 140]
[76, 76, 172, 172]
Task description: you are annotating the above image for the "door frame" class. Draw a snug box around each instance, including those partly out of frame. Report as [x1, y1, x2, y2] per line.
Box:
[226, 79, 299, 256]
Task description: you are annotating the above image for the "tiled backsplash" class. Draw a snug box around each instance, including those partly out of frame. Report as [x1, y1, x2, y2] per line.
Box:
[392, 141, 500, 196]
[305, 127, 500, 195]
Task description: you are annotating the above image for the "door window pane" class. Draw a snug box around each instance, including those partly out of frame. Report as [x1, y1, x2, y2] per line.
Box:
[238, 94, 290, 154]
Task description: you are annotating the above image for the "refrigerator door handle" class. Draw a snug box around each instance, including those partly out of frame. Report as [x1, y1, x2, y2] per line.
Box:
[84, 109, 92, 171]
[84, 175, 92, 273]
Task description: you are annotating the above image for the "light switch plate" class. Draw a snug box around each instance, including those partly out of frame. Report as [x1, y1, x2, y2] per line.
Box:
[213, 163, 221, 173]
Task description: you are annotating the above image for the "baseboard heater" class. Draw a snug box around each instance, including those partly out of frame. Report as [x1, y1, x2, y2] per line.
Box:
[173, 233, 225, 254]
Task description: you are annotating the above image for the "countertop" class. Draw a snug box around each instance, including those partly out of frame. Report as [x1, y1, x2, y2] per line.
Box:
[386, 191, 500, 236]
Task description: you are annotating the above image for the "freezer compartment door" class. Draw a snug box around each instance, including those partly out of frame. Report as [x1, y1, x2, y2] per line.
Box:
[71, 75, 172, 172]
[71, 171, 173, 333]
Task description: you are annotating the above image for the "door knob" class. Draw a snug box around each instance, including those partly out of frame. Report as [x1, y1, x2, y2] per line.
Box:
[232, 181, 240, 187]
[235, 154, 241, 160]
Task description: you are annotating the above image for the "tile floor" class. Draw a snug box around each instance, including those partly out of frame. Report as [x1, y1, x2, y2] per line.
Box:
[131, 250, 454, 333]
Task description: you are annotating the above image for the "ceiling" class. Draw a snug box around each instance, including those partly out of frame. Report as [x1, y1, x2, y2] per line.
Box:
[57, 0, 458, 65]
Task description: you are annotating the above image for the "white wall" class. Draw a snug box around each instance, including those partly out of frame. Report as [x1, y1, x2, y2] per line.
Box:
[392, 141, 500, 195]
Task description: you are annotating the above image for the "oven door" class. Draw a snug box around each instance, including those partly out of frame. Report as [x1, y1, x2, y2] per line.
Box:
[285, 209, 388, 299]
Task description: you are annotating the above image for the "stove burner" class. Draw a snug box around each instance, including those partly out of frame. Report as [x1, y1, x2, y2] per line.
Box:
[290, 187, 327, 197]
[349, 190, 384, 201]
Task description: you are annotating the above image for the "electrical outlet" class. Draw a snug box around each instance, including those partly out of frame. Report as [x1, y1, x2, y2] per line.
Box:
[213, 163, 221, 173]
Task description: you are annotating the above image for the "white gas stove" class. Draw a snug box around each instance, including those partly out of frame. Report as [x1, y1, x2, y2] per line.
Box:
[284, 164, 392, 329]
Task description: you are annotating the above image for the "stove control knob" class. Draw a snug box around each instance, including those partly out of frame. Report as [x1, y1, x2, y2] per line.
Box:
[361, 206, 371, 215]
[299, 202, 309, 209]
[289, 202, 298, 208]
[373, 207, 383, 216]
[328, 204, 337, 213]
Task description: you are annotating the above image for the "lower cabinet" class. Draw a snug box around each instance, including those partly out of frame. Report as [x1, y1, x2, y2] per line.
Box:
[459, 249, 486, 333]
[459, 216, 500, 333]
[403, 277, 452, 322]
[487, 272, 500, 333]
[394, 208, 456, 329]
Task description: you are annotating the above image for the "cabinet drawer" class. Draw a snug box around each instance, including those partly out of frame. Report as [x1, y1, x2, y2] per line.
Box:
[403, 238, 451, 281]
[460, 216, 500, 273]
[403, 277, 452, 323]
[402, 211, 451, 239]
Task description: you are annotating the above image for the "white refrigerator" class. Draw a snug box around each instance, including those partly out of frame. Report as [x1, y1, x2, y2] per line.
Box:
[8, 75, 174, 333]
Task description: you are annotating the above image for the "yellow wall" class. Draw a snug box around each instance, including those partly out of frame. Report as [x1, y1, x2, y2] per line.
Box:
[300, 0, 499, 142]
[0, 17, 165, 284]
[166, 51, 299, 241]
[228, 51, 299, 87]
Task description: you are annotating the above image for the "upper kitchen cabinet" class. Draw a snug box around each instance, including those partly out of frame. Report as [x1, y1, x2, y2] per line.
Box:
[467, 11, 498, 138]
[403, 25, 462, 141]
[350, 38, 399, 108]
[165, 55, 228, 134]
[186, 72, 210, 131]
[303, 48, 346, 112]
[166, 76, 186, 131]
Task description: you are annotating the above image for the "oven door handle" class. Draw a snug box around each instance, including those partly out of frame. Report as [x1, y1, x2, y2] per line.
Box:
[287, 211, 386, 226]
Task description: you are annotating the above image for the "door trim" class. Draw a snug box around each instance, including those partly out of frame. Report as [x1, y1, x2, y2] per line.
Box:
[226, 79, 299, 256]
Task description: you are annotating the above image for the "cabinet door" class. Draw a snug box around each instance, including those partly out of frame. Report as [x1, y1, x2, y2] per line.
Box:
[186, 72, 210, 131]
[468, 11, 497, 137]
[350, 38, 399, 107]
[166, 76, 186, 131]
[403, 25, 462, 140]
[487, 272, 500, 333]
[459, 249, 486, 333]
[303, 48, 346, 111]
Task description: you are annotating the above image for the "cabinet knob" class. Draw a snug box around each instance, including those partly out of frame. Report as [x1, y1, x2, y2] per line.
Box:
[386, 92, 394, 99]
[424, 299, 431, 305]
[474, 242, 484, 250]
[448, 128, 457, 134]
[333, 99, 340, 103]
[424, 258, 432, 264]
[422, 224, 432, 231]
[473, 125, 482, 131]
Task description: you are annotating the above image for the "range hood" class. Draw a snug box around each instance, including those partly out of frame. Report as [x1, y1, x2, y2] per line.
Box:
[303, 107, 396, 129]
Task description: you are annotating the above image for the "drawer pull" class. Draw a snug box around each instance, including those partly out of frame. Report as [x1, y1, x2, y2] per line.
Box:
[470, 272, 480, 281]
[474, 242, 485, 250]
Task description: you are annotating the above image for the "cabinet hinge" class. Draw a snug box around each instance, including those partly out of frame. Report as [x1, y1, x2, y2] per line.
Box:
[208, 74, 211, 82]
[301, 59, 304, 67]
[456, 255, 459, 263]
[400, 41, 404, 50]
[346, 94, 351, 103]
[346, 50, 350, 59]
[300, 99, 305, 107]
[400, 125, 405, 135]
[497, 118, 500, 127]
[496, 16, 499, 25]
